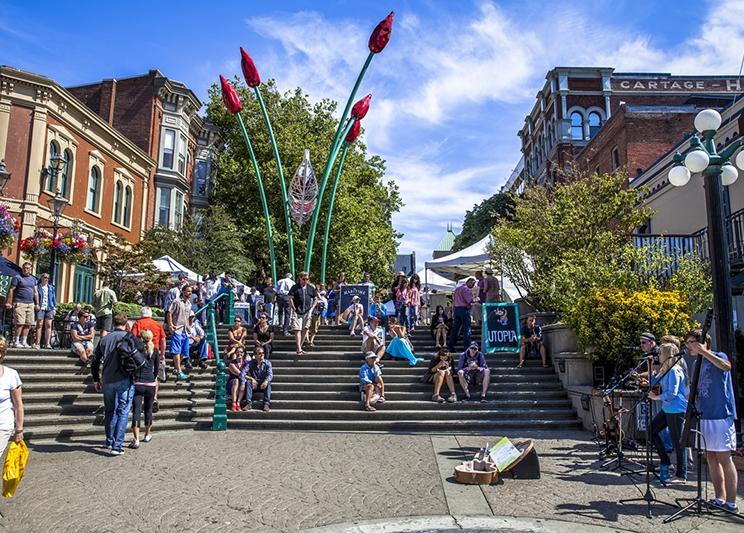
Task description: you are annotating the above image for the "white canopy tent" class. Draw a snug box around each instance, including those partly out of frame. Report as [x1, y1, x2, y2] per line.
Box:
[416, 268, 456, 293]
[426, 235, 525, 302]
[153, 255, 201, 282]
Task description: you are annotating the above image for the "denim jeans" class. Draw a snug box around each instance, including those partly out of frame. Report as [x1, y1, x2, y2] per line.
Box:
[245, 380, 272, 405]
[103, 379, 134, 451]
[397, 305, 408, 328]
[277, 297, 291, 334]
[407, 305, 418, 330]
[448, 306, 471, 351]
[652, 410, 687, 479]
[186, 338, 209, 361]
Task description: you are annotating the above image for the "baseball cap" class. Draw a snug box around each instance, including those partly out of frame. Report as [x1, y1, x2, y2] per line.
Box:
[364, 351, 377, 360]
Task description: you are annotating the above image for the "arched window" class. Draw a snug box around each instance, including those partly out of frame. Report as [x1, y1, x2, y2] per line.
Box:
[60, 149, 73, 198]
[588, 112, 602, 139]
[46, 141, 60, 192]
[113, 181, 122, 224]
[123, 186, 132, 227]
[571, 112, 584, 140]
[87, 166, 100, 212]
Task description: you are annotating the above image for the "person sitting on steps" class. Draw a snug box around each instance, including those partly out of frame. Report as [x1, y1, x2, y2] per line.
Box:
[227, 316, 247, 354]
[425, 349, 457, 403]
[430, 305, 449, 349]
[359, 351, 385, 412]
[518, 314, 547, 368]
[343, 296, 365, 336]
[361, 315, 385, 362]
[70, 310, 96, 364]
[227, 348, 249, 412]
[456, 342, 490, 402]
[240, 346, 273, 412]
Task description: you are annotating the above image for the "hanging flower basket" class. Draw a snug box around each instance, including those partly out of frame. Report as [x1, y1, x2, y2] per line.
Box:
[0, 204, 20, 252]
[19, 229, 93, 264]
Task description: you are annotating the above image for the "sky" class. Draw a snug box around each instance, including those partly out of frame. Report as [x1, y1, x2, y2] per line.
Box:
[2, 0, 744, 268]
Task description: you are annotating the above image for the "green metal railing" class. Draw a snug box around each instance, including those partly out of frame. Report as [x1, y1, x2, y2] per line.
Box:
[195, 289, 235, 431]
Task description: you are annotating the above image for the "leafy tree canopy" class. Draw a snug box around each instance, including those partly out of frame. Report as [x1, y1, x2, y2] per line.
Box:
[451, 192, 513, 252]
[205, 78, 402, 286]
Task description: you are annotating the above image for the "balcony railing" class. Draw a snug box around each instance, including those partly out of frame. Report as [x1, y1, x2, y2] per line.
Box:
[632, 208, 744, 275]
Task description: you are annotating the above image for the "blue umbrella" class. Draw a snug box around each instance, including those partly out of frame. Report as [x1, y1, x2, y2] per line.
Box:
[0, 257, 21, 277]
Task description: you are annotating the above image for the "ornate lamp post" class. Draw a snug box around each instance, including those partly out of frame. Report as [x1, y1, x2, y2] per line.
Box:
[0, 160, 11, 193]
[668, 108, 744, 415]
[46, 187, 69, 286]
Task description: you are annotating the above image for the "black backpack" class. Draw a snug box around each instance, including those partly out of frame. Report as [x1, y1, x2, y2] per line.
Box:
[116, 332, 148, 377]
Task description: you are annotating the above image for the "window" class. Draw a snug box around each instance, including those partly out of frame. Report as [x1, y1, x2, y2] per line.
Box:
[588, 112, 602, 139]
[174, 190, 184, 229]
[158, 187, 171, 227]
[611, 147, 621, 170]
[46, 141, 60, 191]
[177, 134, 187, 174]
[87, 166, 101, 212]
[60, 149, 73, 198]
[161, 129, 175, 169]
[570, 112, 584, 140]
[113, 181, 122, 224]
[195, 161, 209, 195]
[123, 186, 132, 228]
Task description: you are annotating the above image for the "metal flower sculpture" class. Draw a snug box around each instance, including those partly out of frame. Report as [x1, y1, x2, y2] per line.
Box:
[289, 149, 319, 226]
[368, 12, 394, 54]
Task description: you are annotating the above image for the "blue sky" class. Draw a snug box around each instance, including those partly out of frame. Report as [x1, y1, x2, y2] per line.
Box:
[2, 0, 744, 267]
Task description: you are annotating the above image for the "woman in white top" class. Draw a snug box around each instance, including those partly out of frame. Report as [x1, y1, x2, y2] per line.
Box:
[0, 337, 24, 455]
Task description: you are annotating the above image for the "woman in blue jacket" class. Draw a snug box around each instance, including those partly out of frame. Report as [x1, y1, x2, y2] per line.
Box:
[649, 342, 688, 483]
[33, 273, 57, 349]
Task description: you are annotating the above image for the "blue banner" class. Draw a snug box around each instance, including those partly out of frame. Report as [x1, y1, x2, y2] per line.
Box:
[483, 303, 521, 353]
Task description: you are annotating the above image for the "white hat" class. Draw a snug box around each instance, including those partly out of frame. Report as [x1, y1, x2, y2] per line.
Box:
[364, 351, 377, 360]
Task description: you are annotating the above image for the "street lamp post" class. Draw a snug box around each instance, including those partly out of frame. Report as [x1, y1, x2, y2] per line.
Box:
[42, 153, 69, 286]
[668, 108, 744, 418]
[0, 160, 11, 193]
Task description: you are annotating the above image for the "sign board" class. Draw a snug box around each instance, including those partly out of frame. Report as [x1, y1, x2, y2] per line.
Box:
[0, 275, 11, 299]
[339, 284, 372, 319]
[482, 303, 521, 353]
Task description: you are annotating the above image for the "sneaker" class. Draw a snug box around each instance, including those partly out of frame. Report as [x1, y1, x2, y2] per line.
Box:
[109, 449, 125, 456]
[242, 403, 252, 411]
[723, 502, 739, 513]
[263, 403, 271, 412]
[447, 395, 457, 403]
[10, 341, 20, 349]
[431, 394, 445, 403]
[462, 395, 471, 402]
[128, 440, 140, 449]
[20, 342, 31, 348]
[183, 361, 193, 371]
[143, 435, 152, 443]
[43, 344, 52, 349]
[199, 360, 208, 370]
[176, 372, 189, 381]
[480, 396, 487, 403]
[31, 343, 40, 350]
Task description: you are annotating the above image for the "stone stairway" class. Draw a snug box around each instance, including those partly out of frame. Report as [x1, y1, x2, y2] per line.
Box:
[10, 323, 580, 440]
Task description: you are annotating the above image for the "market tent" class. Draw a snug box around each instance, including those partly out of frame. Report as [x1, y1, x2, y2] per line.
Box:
[153, 255, 201, 282]
[455, 276, 522, 303]
[416, 268, 456, 293]
[425, 235, 491, 276]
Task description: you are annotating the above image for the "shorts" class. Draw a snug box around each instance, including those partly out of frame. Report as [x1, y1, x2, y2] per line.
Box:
[13, 302, 35, 326]
[699, 417, 736, 452]
[71, 341, 93, 353]
[169, 330, 190, 357]
[96, 314, 113, 332]
[460, 369, 486, 386]
[309, 314, 321, 336]
[36, 309, 55, 321]
[291, 311, 311, 332]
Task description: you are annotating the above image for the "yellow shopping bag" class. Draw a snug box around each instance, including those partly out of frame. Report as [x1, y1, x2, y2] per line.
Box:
[3, 440, 28, 498]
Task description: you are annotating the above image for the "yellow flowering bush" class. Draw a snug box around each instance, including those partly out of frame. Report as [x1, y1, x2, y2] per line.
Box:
[568, 288, 695, 362]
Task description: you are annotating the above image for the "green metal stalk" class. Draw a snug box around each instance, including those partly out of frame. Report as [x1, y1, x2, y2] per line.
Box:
[320, 142, 350, 284]
[305, 52, 375, 272]
[254, 87, 295, 278]
[208, 299, 227, 431]
[235, 113, 277, 282]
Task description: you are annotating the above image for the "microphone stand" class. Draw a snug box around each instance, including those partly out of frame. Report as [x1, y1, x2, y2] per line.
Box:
[620, 357, 676, 518]
[600, 358, 647, 474]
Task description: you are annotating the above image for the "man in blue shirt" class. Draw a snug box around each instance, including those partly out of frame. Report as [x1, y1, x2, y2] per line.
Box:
[359, 352, 385, 412]
[4, 262, 39, 348]
[685, 329, 738, 512]
[240, 346, 273, 412]
[456, 342, 491, 402]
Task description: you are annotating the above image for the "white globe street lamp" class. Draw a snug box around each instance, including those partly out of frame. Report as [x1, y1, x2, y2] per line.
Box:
[694, 108, 722, 133]
[668, 165, 691, 187]
[684, 150, 710, 173]
[721, 164, 738, 186]
[736, 150, 744, 171]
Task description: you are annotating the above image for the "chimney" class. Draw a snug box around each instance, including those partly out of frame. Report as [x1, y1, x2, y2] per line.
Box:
[99, 79, 117, 126]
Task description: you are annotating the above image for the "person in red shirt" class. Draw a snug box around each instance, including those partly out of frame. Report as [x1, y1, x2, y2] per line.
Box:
[130, 306, 167, 407]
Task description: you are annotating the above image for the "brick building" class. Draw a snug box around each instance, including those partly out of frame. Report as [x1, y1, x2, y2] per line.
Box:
[0, 66, 155, 302]
[67, 70, 216, 229]
[502, 67, 741, 192]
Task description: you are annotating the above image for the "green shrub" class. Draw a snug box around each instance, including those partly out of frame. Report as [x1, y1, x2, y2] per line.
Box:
[567, 288, 695, 363]
[55, 302, 163, 319]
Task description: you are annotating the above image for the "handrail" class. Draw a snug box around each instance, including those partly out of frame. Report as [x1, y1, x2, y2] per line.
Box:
[195, 292, 226, 316]
[207, 298, 227, 431]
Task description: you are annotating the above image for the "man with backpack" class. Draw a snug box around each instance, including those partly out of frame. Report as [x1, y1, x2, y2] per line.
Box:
[91, 314, 145, 456]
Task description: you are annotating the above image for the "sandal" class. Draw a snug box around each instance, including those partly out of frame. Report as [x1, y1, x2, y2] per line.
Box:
[377, 396, 386, 404]
[542, 364, 550, 368]
[364, 405, 376, 412]
[517, 362, 525, 368]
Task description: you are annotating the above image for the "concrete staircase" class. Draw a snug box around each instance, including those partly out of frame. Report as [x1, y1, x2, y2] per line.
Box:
[11, 323, 580, 440]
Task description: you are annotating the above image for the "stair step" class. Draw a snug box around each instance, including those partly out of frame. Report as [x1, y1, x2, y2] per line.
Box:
[222, 418, 581, 432]
[223, 408, 576, 421]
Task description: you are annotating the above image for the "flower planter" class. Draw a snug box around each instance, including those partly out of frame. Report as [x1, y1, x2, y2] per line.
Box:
[542, 322, 578, 355]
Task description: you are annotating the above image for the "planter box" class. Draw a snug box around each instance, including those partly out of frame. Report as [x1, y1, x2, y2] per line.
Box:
[553, 351, 594, 387]
[542, 323, 578, 356]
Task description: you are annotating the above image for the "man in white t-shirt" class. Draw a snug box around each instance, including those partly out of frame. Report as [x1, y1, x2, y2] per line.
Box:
[361, 316, 385, 360]
[0, 339, 24, 453]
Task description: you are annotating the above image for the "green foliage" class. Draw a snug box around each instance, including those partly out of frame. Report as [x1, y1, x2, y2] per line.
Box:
[55, 302, 163, 320]
[205, 78, 401, 284]
[138, 205, 255, 282]
[568, 288, 695, 362]
[452, 192, 513, 252]
[96, 234, 169, 303]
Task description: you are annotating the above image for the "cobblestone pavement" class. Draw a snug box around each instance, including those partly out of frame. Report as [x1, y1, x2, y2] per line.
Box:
[0, 429, 741, 532]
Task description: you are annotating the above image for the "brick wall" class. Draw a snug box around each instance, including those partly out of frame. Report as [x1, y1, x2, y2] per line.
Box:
[3, 104, 33, 203]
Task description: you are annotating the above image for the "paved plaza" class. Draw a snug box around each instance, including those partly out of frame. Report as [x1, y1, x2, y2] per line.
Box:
[0, 429, 741, 532]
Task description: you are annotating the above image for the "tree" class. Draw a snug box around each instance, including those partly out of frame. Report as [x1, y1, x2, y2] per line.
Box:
[138, 205, 255, 281]
[205, 79, 401, 285]
[451, 192, 513, 251]
[96, 234, 168, 302]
